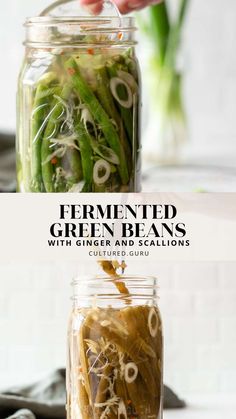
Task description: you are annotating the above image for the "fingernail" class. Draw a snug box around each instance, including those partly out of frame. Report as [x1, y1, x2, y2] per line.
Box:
[84, 3, 103, 15]
[127, 1, 144, 8]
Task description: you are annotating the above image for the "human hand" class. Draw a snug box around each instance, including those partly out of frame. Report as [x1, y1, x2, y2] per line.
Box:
[80, 0, 163, 15]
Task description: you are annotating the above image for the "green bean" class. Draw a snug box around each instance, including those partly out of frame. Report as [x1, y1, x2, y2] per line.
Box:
[94, 364, 113, 418]
[139, 306, 163, 414]
[121, 307, 156, 358]
[98, 260, 130, 297]
[107, 62, 134, 146]
[122, 306, 161, 392]
[41, 84, 71, 192]
[124, 50, 140, 82]
[85, 317, 157, 394]
[93, 183, 106, 192]
[95, 65, 121, 125]
[65, 58, 129, 185]
[73, 304, 163, 418]
[31, 84, 50, 192]
[78, 381, 91, 419]
[126, 375, 148, 417]
[79, 324, 93, 407]
[19, 49, 141, 192]
[67, 148, 83, 188]
[76, 123, 94, 190]
[127, 374, 159, 418]
[114, 374, 129, 403]
[30, 73, 59, 192]
[95, 65, 132, 173]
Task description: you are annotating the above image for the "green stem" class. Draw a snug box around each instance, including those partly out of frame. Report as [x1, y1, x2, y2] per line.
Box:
[178, 0, 190, 28]
[148, 0, 190, 70]
[164, 0, 190, 69]
[149, 2, 170, 64]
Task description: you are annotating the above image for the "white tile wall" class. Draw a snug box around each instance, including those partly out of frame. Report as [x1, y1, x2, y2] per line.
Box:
[1, 0, 236, 166]
[0, 261, 75, 389]
[0, 260, 236, 396]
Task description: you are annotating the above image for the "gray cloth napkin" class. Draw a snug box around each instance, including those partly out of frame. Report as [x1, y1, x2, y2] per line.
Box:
[7, 410, 36, 419]
[0, 370, 66, 419]
[0, 133, 16, 192]
[0, 369, 185, 418]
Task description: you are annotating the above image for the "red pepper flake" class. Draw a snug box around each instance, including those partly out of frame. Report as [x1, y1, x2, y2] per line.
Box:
[118, 32, 123, 40]
[67, 67, 76, 76]
[51, 157, 58, 165]
[87, 48, 95, 55]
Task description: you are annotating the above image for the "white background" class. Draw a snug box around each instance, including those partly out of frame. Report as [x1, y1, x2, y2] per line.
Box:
[1, 0, 236, 167]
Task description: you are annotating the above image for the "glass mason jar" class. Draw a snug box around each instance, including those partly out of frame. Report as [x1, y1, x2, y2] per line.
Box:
[67, 276, 163, 418]
[17, 4, 141, 192]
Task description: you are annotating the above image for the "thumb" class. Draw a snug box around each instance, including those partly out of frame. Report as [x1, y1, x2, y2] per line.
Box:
[112, 0, 163, 15]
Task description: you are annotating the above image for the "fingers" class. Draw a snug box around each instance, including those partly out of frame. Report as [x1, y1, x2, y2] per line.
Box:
[80, 0, 163, 16]
[113, 0, 163, 14]
[114, 0, 147, 14]
[87, 2, 103, 15]
[80, 0, 103, 15]
[119, 0, 150, 14]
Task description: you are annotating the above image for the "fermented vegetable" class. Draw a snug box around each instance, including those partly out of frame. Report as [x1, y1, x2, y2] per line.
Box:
[67, 304, 163, 418]
[17, 48, 140, 192]
[67, 262, 163, 418]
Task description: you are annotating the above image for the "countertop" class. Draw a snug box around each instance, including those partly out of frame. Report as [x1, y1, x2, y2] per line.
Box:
[164, 394, 236, 419]
[142, 164, 236, 192]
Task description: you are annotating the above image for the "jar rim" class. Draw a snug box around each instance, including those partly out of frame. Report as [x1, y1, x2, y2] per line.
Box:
[72, 275, 158, 285]
[71, 275, 159, 301]
[24, 16, 137, 47]
[25, 16, 135, 28]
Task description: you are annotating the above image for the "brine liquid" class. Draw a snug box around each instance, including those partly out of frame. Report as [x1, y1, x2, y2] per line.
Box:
[17, 48, 141, 193]
[67, 305, 163, 418]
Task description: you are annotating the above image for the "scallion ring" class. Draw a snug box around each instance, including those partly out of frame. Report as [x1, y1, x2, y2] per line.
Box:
[110, 77, 133, 109]
[124, 362, 138, 384]
[148, 307, 159, 338]
[93, 159, 111, 185]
